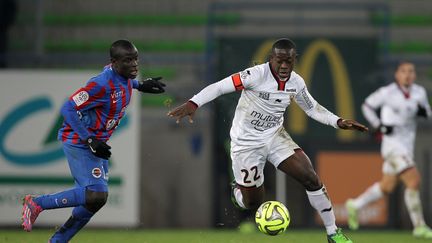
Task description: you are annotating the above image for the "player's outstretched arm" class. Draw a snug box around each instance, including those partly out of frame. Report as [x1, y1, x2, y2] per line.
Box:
[167, 101, 198, 124]
[337, 119, 369, 132]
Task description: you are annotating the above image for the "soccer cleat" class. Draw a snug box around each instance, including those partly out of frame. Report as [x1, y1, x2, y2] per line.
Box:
[327, 228, 353, 243]
[21, 195, 43, 232]
[413, 225, 432, 239]
[230, 180, 245, 210]
[345, 199, 359, 230]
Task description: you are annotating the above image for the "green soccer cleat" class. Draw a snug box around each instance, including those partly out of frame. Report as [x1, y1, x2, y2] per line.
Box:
[413, 225, 432, 239]
[345, 199, 359, 230]
[327, 228, 353, 243]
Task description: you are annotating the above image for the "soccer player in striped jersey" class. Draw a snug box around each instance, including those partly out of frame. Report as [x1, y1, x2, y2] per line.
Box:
[168, 38, 368, 243]
[21, 40, 166, 243]
[345, 61, 432, 238]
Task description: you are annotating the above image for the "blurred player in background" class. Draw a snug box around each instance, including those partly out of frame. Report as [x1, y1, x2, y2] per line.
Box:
[168, 38, 368, 243]
[20, 39, 166, 243]
[345, 61, 432, 239]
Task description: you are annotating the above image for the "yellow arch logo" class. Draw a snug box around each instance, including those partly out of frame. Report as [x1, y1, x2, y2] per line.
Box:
[252, 39, 355, 141]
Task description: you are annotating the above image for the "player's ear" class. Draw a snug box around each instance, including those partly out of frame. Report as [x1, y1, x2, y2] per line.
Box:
[111, 57, 120, 67]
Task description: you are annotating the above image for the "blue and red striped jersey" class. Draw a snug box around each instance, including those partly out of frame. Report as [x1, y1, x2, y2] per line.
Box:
[58, 65, 139, 147]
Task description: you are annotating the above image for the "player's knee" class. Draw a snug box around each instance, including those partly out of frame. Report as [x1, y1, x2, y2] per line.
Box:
[380, 182, 395, 194]
[85, 189, 108, 213]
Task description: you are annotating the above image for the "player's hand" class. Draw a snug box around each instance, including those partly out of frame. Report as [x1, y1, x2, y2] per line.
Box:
[137, 77, 166, 94]
[86, 136, 111, 159]
[337, 119, 369, 132]
[417, 104, 428, 118]
[167, 101, 197, 124]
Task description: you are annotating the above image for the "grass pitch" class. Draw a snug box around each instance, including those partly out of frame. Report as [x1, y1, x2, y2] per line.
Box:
[0, 228, 424, 243]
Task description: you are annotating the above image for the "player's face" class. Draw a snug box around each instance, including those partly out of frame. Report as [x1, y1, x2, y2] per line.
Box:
[395, 62, 416, 88]
[269, 48, 296, 80]
[112, 46, 139, 79]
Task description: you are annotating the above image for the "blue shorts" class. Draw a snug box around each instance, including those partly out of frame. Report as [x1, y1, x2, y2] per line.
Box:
[63, 143, 108, 188]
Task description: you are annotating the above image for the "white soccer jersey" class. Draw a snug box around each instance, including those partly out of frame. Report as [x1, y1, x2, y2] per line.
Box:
[362, 82, 431, 159]
[190, 62, 340, 148]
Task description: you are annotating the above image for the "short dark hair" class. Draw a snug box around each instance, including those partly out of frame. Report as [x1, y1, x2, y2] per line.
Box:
[272, 38, 296, 52]
[110, 39, 135, 59]
[396, 60, 414, 69]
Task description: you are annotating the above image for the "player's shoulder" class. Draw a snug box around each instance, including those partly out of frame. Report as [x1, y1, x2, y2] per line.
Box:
[290, 71, 303, 81]
[236, 63, 266, 84]
[88, 66, 113, 86]
[288, 71, 306, 87]
[412, 83, 426, 93]
[375, 82, 396, 94]
[245, 62, 267, 76]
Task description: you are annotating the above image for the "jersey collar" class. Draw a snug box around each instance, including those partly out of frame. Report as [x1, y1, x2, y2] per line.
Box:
[110, 66, 129, 84]
[269, 62, 289, 91]
[395, 82, 411, 99]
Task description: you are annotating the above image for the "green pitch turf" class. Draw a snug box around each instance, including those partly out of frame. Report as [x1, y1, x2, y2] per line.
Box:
[0, 228, 425, 243]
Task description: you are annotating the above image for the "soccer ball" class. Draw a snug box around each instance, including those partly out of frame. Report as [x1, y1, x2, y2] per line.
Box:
[255, 201, 290, 235]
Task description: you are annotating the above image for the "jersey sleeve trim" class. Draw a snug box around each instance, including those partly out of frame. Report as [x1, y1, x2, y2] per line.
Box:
[231, 73, 244, 91]
[188, 100, 198, 109]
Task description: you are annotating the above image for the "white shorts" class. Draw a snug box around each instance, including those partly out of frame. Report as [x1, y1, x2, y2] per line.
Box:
[382, 154, 415, 175]
[231, 128, 300, 188]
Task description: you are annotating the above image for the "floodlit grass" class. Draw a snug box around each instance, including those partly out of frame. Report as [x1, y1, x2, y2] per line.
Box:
[0, 228, 424, 243]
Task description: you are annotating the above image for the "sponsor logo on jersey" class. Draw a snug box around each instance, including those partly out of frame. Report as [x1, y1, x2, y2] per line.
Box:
[259, 92, 270, 100]
[299, 88, 314, 109]
[92, 168, 102, 178]
[250, 110, 282, 131]
[240, 70, 251, 80]
[285, 88, 296, 92]
[72, 91, 89, 106]
[106, 119, 117, 130]
[111, 90, 123, 103]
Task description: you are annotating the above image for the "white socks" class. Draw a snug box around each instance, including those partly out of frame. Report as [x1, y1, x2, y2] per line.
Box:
[307, 186, 337, 235]
[233, 187, 246, 209]
[404, 188, 426, 228]
[351, 182, 383, 209]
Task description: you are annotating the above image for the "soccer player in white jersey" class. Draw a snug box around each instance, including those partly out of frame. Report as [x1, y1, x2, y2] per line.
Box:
[168, 38, 368, 243]
[345, 61, 432, 238]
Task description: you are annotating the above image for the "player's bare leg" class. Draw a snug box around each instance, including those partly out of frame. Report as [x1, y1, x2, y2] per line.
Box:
[278, 150, 352, 243]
